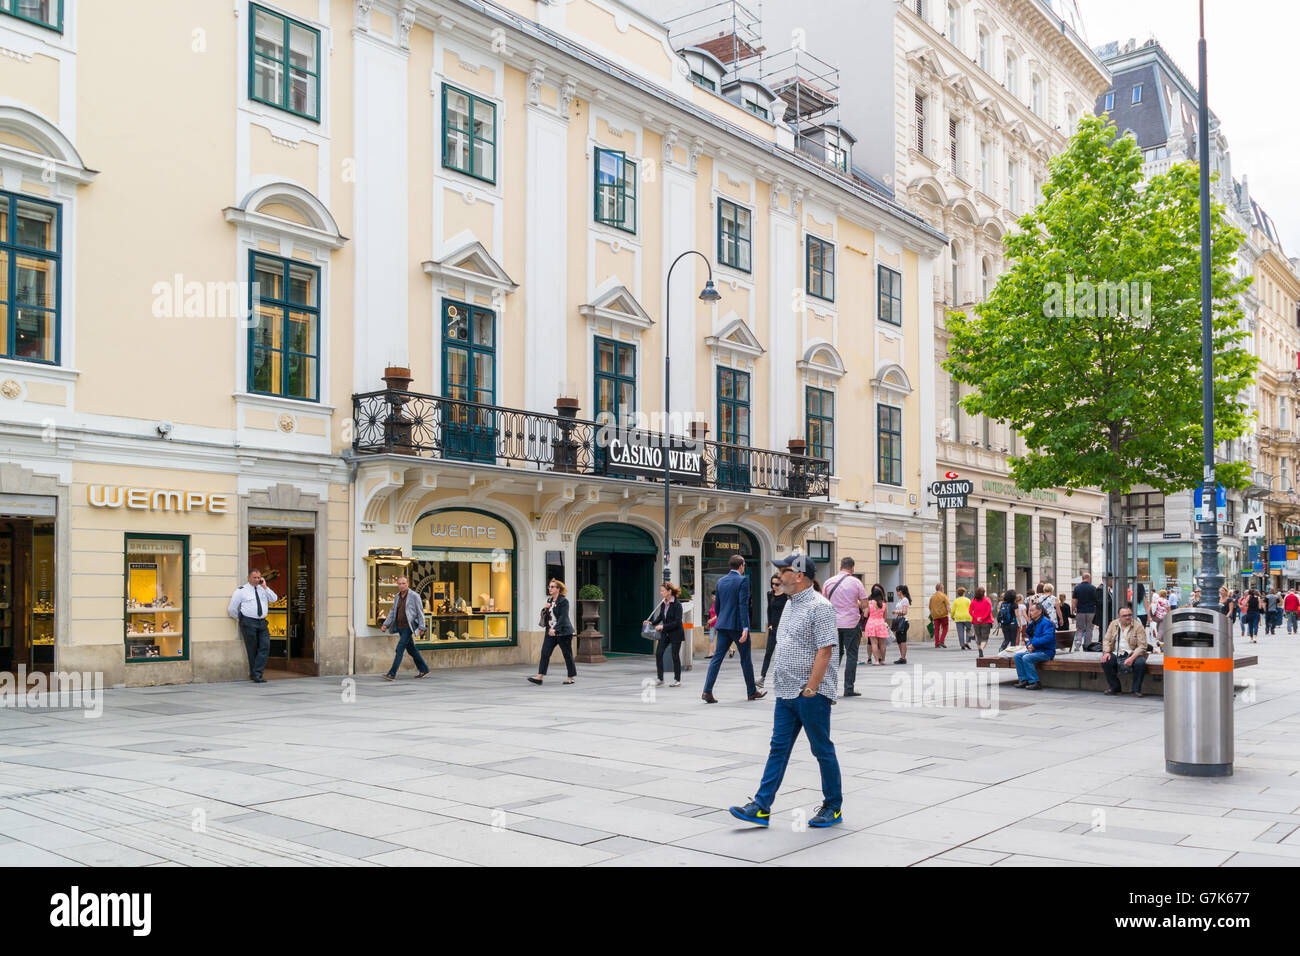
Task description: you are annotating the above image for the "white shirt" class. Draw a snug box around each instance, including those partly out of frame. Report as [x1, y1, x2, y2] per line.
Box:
[1117, 623, 1134, 656]
[228, 582, 278, 620]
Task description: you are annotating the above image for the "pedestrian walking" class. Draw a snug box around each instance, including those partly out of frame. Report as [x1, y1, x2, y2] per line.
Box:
[863, 584, 891, 665]
[928, 583, 951, 648]
[1265, 587, 1281, 635]
[951, 586, 972, 649]
[1015, 593, 1029, 646]
[1244, 589, 1261, 643]
[1134, 582, 1148, 627]
[823, 557, 869, 697]
[647, 582, 684, 687]
[996, 589, 1018, 652]
[701, 555, 765, 703]
[1012, 599, 1057, 690]
[728, 553, 842, 829]
[379, 575, 430, 681]
[1150, 588, 1170, 650]
[227, 569, 277, 683]
[892, 585, 912, 664]
[528, 579, 576, 685]
[758, 574, 788, 688]
[1285, 587, 1299, 634]
[969, 586, 993, 658]
[1071, 571, 1097, 652]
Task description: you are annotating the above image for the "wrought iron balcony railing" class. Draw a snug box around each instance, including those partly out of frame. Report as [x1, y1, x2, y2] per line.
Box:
[352, 389, 830, 499]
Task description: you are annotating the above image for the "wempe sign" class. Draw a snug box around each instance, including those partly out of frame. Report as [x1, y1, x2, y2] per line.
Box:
[602, 427, 705, 483]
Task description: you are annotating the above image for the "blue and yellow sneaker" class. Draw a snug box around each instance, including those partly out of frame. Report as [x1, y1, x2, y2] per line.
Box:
[808, 802, 843, 828]
[728, 800, 770, 827]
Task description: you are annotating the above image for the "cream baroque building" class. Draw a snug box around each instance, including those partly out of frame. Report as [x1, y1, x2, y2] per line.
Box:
[0, 0, 945, 685]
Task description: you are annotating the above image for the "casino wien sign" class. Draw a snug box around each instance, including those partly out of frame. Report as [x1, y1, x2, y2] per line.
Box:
[930, 477, 973, 509]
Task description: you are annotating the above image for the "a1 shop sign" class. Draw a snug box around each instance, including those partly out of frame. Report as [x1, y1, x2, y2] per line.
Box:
[88, 485, 231, 513]
[930, 472, 973, 509]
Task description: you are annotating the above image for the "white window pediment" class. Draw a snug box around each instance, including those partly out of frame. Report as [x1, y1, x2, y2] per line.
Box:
[906, 45, 946, 79]
[579, 283, 654, 333]
[797, 341, 846, 380]
[223, 180, 347, 251]
[422, 238, 518, 297]
[977, 97, 1009, 126]
[0, 105, 97, 188]
[871, 363, 913, 403]
[705, 314, 765, 361]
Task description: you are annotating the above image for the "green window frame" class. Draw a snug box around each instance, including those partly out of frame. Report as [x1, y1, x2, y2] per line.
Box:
[594, 337, 636, 426]
[880, 544, 901, 566]
[441, 298, 497, 463]
[717, 198, 752, 272]
[1, 0, 60, 31]
[248, 252, 321, 402]
[691, 72, 717, 92]
[0, 189, 61, 365]
[806, 234, 835, 302]
[123, 534, 190, 664]
[877, 403, 903, 485]
[878, 264, 903, 325]
[744, 99, 770, 120]
[249, 3, 321, 122]
[806, 386, 834, 471]
[717, 366, 752, 492]
[442, 84, 497, 183]
[594, 148, 637, 233]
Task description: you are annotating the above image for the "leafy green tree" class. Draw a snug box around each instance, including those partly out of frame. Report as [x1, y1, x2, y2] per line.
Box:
[944, 113, 1256, 523]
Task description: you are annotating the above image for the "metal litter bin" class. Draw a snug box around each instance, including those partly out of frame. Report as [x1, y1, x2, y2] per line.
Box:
[1163, 606, 1233, 776]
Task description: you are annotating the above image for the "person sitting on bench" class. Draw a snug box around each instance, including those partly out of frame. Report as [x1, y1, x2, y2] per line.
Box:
[1101, 606, 1150, 698]
[1013, 601, 1056, 690]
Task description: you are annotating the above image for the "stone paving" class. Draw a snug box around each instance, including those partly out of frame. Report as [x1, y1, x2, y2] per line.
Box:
[1, 633, 1299, 866]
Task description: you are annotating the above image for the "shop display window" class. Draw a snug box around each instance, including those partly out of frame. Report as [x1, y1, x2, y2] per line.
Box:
[409, 549, 513, 645]
[124, 535, 188, 661]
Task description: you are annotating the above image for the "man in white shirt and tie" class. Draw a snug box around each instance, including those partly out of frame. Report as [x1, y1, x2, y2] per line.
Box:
[228, 569, 276, 683]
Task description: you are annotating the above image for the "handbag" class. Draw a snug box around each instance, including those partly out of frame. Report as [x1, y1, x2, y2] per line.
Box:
[538, 601, 551, 629]
[642, 601, 663, 643]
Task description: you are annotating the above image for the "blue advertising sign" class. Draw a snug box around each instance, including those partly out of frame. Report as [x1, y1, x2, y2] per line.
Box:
[1193, 483, 1227, 523]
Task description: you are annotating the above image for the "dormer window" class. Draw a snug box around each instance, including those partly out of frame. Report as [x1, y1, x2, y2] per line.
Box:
[681, 47, 726, 97]
[692, 71, 716, 92]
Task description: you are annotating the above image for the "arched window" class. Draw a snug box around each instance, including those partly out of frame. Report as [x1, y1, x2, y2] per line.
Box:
[981, 258, 992, 299]
[950, 240, 961, 303]
[977, 27, 990, 72]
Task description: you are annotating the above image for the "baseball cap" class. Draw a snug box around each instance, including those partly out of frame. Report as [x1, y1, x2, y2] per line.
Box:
[772, 553, 816, 576]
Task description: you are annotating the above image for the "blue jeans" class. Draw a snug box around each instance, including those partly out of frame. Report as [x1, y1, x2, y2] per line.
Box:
[1243, 612, 1260, 637]
[386, 626, 429, 677]
[1013, 650, 1052, 683]
[754, 694, 842, 814]
[955, 621, 972, 646]
[703, 629, 756, 695]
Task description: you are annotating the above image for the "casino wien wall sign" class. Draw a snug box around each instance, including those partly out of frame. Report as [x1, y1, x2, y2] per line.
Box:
[930, 478, 973, 509]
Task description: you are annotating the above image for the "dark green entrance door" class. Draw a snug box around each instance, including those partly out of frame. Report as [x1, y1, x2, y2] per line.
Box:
[576, 523, 656, 654]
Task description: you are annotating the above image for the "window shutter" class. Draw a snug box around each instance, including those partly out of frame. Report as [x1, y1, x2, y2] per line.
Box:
[915, 93, 925, 153]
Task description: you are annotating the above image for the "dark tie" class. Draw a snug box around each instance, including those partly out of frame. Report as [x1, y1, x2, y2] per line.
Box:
[255, 587, 263, 618]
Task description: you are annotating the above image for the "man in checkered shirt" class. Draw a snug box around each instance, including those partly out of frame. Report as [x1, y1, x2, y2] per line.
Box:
[729, 553, 843, 829]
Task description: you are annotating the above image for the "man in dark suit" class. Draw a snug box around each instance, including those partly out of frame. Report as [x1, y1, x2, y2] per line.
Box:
[702, 555, 766, 703]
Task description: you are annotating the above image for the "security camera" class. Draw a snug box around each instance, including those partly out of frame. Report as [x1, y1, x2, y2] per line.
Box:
[156, 421, 174, 438]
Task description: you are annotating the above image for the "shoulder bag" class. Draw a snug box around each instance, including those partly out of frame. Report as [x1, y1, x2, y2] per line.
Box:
[642, 601, 663, 643]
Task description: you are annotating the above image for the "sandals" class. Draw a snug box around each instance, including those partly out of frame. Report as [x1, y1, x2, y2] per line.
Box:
[527, 676, 543, 685]
[563, 679, 575, 685]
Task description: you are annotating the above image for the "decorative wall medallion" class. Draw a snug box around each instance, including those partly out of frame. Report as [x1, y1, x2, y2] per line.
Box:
[0, 379, 19, 400]
[278, 413, 296, 433]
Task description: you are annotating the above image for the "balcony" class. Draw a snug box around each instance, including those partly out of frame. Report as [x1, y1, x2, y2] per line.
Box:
[352, 389, 830, 500]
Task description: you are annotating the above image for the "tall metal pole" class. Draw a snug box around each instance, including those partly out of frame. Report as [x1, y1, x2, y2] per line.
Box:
[1195, 0, 1222, 609]
[664, 250, 717, 585]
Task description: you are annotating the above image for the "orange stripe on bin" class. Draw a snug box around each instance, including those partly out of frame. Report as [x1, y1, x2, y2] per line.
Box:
[1162, 657, 1234, 672]
[683, 622, 694, 629]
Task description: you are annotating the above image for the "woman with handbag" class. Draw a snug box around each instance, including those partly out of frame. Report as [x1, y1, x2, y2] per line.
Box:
[527, 579, 576, 685]
[892, 584, 912, 664]
[646, 582, 685, 687]
[757, 573, 788, 689]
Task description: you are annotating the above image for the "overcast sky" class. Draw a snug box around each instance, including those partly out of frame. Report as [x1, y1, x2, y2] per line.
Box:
[1080, 0, 1300, 257]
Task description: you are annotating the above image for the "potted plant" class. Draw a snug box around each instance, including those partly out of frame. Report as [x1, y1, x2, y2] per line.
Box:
[575, 584, 606, 664]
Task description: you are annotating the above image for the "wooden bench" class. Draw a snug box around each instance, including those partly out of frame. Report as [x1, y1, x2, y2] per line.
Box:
[974, 653, 1258, 696]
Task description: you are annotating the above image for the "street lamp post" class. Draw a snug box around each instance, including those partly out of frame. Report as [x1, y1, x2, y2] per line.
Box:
[663, 250, 720, 585]
[1195, 0, 1223, 609]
